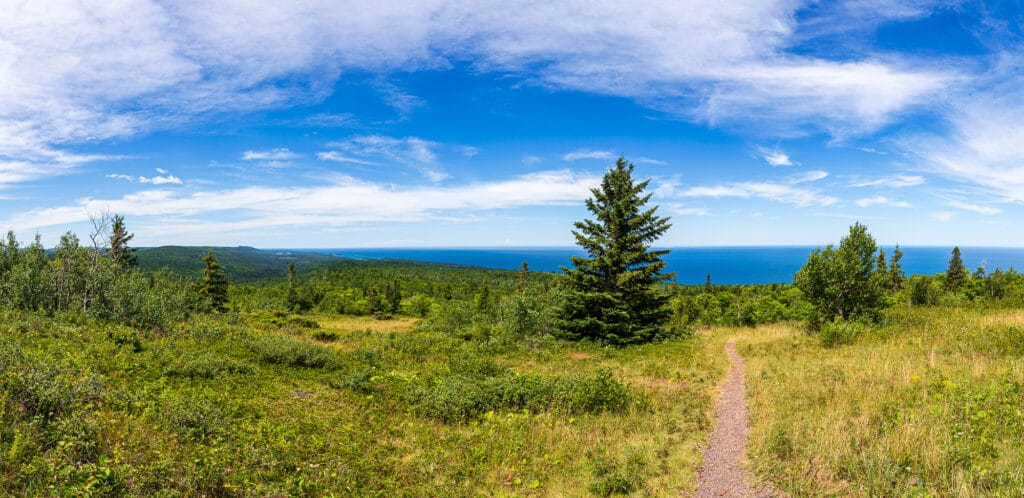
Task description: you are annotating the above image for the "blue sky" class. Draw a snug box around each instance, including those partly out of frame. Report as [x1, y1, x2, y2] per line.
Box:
[1, 0, 1022, 248]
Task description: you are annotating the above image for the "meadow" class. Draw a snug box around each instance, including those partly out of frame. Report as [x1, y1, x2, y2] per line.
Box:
[722, 306, 1024, 496]
[4, 242, 1024, 495]
[0, 307, 726, 496]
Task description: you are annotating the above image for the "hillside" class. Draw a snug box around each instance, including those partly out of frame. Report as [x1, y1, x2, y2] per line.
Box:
[137, 246, 338, 282]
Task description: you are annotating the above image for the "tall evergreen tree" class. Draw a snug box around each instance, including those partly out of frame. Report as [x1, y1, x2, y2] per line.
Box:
[199, 248, 229, 312]
[945, 246, 967, 292]
[559, 157, 673, 345]
[108, 214, 138, 267]
[889, 245, 906, 291]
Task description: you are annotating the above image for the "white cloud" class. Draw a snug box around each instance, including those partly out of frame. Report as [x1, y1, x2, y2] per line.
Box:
[634, 157, 668, 166]
[106, 174, 135, 181]
[855, 196, 911, 208]
[323, 135, 449, 182]
[138, 175, 182, 185]
[932, 211, 955, 221]
[680, 182, 836, 207]
[848, 175, 926, 188]
[790, 170, 828, 183]
[664, 203, 708, 216]
[317, 151, 375, 164]
[2, 170, 600, 231]
[0, 0, 955, 181]
[947, 200, 1000, 215]
[241, 148, 300, 161]
[904, 56, 1024, 202]
[156, 167, 168, 174]
[457, 146, 480, 157]
[563, 150, 617, 161]
[759, 147, 797, 166]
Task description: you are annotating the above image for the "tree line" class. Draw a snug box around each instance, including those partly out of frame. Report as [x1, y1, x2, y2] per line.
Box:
[3, 159, 1020, 346]
[0, 214, 229, 330]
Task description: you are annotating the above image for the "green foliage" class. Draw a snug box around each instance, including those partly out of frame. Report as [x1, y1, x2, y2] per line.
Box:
[108, 214, 138, 268]
[560, 157, 673, 345]
[588, 449, 649, 496]
[402, 368, 636, 423]
[138, 245, 336, 282]
[910, 275, 942, 306]
[794, 222, 887, 328]
[945, 246, 967, 292]
[669, 283, 809, 328]
[198, 249, 229, 312]
[818, 319, 868, 347]
[246, 335, 342, 369]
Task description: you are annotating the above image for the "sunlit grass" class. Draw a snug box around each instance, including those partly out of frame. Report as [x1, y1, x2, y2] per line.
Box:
[726, 307, 1024, 496]
[1, 312, 727, 495]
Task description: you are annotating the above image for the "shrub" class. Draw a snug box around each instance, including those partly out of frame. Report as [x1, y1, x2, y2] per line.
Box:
[160, 390, 230, 441]
[164, 352, 253, 378]
[588, 449, 649, 496]
[0, 343, 105, 422]
[819, 319, 867, 347]
[402, 368, 636, 422]
[312, 330, 339, 342]
[246, 335, 342, 369]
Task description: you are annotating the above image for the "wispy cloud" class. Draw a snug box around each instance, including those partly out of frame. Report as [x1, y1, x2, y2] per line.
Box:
[0, 0, 957, 179]
[3, 170, 600, 232]
[321, 135, 451, 182]
[855, 196, 911, 208]
[106, 170, 182, 185]
[758, 147, 797, 166]
[790, 170, 829, 183]
[848, 174, 926, 188]
[138, 175, 182, 185]
[947, 200, 1001, 215]
[680, 183, 836, 207]
[241, 148, 300, 161]
[563, 150, 617, 161]
[317, 151, 375, 165]
[679, 167, 834, 207]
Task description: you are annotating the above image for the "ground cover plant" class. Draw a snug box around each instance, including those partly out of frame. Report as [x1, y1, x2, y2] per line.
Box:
[0, 304, 725, 496]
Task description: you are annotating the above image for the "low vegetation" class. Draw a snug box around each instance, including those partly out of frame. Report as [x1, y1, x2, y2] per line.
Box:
[0, 309, 725, 495]
[725, 306, 1024, 496]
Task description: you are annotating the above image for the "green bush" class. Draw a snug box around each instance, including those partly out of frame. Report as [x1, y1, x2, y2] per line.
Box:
[160, 390, 230, 442]
[588, 449, 649, 496]
[164, 352, 253, 378]
[246, 335, 343, 369]
[819, 320, 867, 347]
[403, 368, 636, 422]
[0, 344, 104, 422]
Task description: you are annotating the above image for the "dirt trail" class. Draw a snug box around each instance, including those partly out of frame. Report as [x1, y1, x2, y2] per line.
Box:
[693, 341, 777, 497]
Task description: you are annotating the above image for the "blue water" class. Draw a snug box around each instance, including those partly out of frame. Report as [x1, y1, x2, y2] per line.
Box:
[305, 247, 1024, 285]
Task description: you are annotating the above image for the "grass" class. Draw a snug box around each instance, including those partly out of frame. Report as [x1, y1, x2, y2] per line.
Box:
[0, 311, 725, 496]
[718, 307, 1024, 496]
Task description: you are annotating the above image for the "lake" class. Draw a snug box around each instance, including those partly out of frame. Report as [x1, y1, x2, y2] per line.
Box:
[306, 246, 1024, 285]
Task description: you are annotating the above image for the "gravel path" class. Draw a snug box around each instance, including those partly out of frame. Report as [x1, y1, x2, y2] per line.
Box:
[693, 341, 777, 497]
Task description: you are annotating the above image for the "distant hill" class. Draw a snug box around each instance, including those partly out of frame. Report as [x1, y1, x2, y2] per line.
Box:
[137, 246, 338, 282]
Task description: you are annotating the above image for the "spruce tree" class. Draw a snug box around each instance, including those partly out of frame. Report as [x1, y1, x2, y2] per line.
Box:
[199, 248, 229, 312]
[559, 157, 673, 345]
[945, 246, 967, 292]
[889, 245, 906, 291]
[108, 214, 138, 267]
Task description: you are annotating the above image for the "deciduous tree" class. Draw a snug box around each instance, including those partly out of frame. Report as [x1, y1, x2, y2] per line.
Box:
[794, 222, 886, 328]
